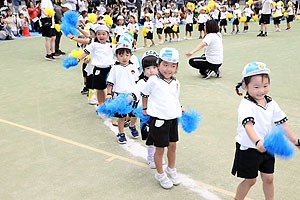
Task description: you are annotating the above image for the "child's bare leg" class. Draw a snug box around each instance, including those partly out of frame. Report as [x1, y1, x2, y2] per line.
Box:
[130, 116, 137, 126]
[167, 142, 176, 169]
[97, 89, 105, 104]
[235, 178, 256, 200]
[155, 147, 164, 174]
[143, 38, 147, 47]
[118, 117, 126, 133]
[261, 173, 274, 200]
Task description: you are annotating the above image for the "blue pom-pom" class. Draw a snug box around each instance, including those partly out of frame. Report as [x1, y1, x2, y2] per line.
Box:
[96, 94, 133, 116]
[132, 106, 150, 127]
[61, 23, 80, 37]
[178, 106, 202, 134]
[62, 56, 78, 69]
[264, 126, 294, 158]
[62, 10, 79, 27]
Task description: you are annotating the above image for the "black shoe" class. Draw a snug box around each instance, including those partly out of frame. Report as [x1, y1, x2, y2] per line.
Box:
[45, 54, 55, 61]
[81, 87, 88, 95]
[57, 50, 66, 55]
[202, 70, 213, 79]
[52, 52, 61, 57]
[257, 32, 263, 37]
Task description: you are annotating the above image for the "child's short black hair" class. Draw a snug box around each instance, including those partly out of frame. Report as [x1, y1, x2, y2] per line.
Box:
[158, 58, 179, 66]
[206, 20, 219, 33]
[116, 48, 132, 55]
[142, 56, 157, 69]
[244, 74, 270, 86]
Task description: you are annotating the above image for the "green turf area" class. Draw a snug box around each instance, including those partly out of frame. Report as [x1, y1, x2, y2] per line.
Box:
[1, 20, 300, 200]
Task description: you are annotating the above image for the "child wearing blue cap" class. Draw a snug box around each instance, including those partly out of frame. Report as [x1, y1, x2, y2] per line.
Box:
[232, 62, 300, 200]
[106, 39, 141, 144]
[141, 47, 182, 189]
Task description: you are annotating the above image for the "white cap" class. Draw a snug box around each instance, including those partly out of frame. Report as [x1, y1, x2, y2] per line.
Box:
[159, 48, 179, 63]
[94, 24, 110, 33]
[115, 40, 132, 52]
[61, 3, 72, 10]
[117, 15, 124, 20]
[242, 62, 270, 78]
[141, 50, 159, 61]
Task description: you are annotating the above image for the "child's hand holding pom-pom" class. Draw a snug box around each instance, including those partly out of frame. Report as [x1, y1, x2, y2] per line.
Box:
[178, 106, 202, 134]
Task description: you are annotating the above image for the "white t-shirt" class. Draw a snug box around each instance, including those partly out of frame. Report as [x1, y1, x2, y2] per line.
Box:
[275, 5, 283, 16]
[155, 17, 164, 28]
[186, 13, 194, 23]
[287, 6, 294, 15]
[172, 16, 180, 25]
[203, 33, 223, 64]
[107, 62, 140, 94]
[144, 21, 154, 32]
[211, 9, 220, 20]
[127, 22, 139, 33]
[235, 96, 287, 150]
[114, 25, 128, 36]
[133, 78, 148, 107]
[233, 9, 242, 18]
[84, 41, 115, 67]
[244, 7, 254, 17]
[198, 13, 209, 23]
[164, 17, 172, 27]
[220, 11, 229, 19]
[141, 73, 182, 120]
[261, 0, 272, 14]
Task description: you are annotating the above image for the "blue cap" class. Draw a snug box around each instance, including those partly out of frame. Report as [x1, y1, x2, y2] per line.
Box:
[242, 62, 270, 78]
[119, 32, 134, 45]
[159, 47, 179, 63]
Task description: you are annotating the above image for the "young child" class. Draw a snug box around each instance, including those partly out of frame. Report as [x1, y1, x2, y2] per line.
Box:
[141, 47, 182, 189]
[155, 11, 164, 44]
[232, 3, 241, 34]
[185, 8, 194, 39]
[273, 2, 282, 32]
[133, 50, 159, 168]
[114, 15, 128, 42]
[232, 62, 300, 200]
[219, 6, 229, 35]
[163, 9, 173, 42]
[143, 14, 155, 47]
[197, 7, 209, 38]
[77, 25, 114, 106]
[286, 2, 294, 30]
[17, 13, 25, 35]
[127, 15, 139, 51]
[106, 40, 141, 144]
[171, 9, 180, 41]
[243, 3, 253, 33]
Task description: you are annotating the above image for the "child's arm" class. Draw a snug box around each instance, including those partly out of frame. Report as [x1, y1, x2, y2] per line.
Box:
[106, 85, 113, 99]
[282, 122, 300, 149]
[77, 52, 88, 62]
[142, 96, 148, 116]
[77, 27, 90, 38]
[185, 41, 207, 57]
[245, 122, 266, 152]
[67, 33, 90, 44]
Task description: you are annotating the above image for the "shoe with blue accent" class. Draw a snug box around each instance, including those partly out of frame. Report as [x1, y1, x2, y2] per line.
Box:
[117, 133, 127, 144]
[129, 125, 139, 139]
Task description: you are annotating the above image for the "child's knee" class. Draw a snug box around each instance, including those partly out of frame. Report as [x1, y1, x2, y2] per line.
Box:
[244, 178, 256, 186]
[261, 174, 273, 184]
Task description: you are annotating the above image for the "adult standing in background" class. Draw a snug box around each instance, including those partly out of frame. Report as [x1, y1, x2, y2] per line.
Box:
[41, 0, 56, 60]
[27, 1, 41, 32]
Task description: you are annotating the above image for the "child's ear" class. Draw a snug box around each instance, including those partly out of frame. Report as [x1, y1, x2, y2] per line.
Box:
[242, 82, 247, 91]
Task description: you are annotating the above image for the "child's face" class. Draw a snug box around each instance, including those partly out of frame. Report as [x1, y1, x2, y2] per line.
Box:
[222, 7, 226, 12]
[200, 9, 205, 14]
[96, 30, 109, 42]
[144, 66, 158, 78]
[130, 16, 135, 23]
[244, 75, 270, 103]
[145, 16, 150, 21]
[158, 60, 177, 80]
[19, 14, 24, 19]
[118, 19, 124, 25]
[116, 51, 131, 66]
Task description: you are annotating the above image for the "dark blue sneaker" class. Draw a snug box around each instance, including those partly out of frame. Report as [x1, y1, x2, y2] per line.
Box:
[129, 125, 139, 139]
[117, 133, 127, 144]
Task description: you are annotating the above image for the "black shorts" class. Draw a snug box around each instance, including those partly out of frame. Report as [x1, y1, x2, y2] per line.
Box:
[157, 28, 163, 34]
[220, 19, 227, 26]
[273, 17, 281, 24]
[186, 23, 193, 32]
[261, 14, 271, 24]
[116, 35, 120, 42]
[86, 74, 93, 89]
[246, 16, 251, 22]
[141, 120, 150, 140]
[287, 15, 294, 23]
[233, 18, 239, 25]
[148, 117, 179, 147]
[92, 66, 111, 90]
[42, 27, 56, 37]
[172, 25, 180, 33]
[198, 23, 205, 31]
[82, 63, 87, 77]
[145, 31, 153, 39]
[134, 33, 138, 40]
[231, 143, 275, 179]
[164, 27, 172, 34]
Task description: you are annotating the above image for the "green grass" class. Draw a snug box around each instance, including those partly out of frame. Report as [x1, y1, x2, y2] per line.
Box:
[0, 20, 300, 200]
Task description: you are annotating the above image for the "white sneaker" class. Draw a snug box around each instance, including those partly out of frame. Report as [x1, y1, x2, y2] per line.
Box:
[155, 172, 173, 189]
[165, 167, 181, 186]
[177, 38, 180, 41]
[88, 97, 98, 105]
[184, 36, 187, 40]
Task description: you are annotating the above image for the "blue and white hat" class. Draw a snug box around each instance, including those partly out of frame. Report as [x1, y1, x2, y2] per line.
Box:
[159, 48, 180, 63]
[94, 24, 110, 33]
[115, 39, 132, 52]
[119, 32, 134, 46]
[242, 62, 270, 78]
[141, 50, 159, 61]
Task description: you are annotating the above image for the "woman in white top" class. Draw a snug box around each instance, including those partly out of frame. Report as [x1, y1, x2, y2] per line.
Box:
[185, 20, 223, 79]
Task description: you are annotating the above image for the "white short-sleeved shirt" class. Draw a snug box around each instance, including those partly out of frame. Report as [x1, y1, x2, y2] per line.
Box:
[233, 9, 242, 18]
[244, 7, 254, 17]
[156, 17, 164, 28]
[84, 41, 115, 67]
[141, 73, 182, 120]
[275, 6, 283, 16]
[186, 13, 194, 23]
[107, 61, 140, 94]
[114, 25, 128, 36]
[203, 33, 223, 64]
[262, 0, 272, 14]
[220, 11, 229, 19]
[287, 7, 294, 15]
[212, 9, 220, 20]
[235, 95, 287, 150]
[172, 16, 180, 25]
[198, 13, 209, 23]
[133, 78, 148, 107]
[164, 17, 173, 27]
[127, 23, 139, 33]
[144, 21, 154, 32]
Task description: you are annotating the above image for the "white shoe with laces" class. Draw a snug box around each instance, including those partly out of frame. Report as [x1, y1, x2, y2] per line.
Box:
[165, 167, 181, 186]
[155, 172, 173, 189]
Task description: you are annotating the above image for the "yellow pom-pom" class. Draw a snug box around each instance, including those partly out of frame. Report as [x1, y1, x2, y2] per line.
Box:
[112, 37, 117, 44]
[227, 13, 233, 19]
[128, 30, 134, 35]
[199, 6, 202, 11]
[195, 23, 198, 29]
[45, 8, 55, 16]
[248, 0, 253, 4]
[87, 55, 91, 62]
[282, 9, 285, 13]
[142, 26, 148, 36]
[205, 6, 211, 13]
[88, 13, 97, 22]
[172, 25, 178, 32]
[273, 13, 278, 18]
[279, 1, 283, 6]
[187, 2, 195, 11]
[284, 12, 288, 17]
[104, 15, 113, 26]
[250, 18, 254, 21]
[208, 1, 215, 8]
[163, 24, 167, 30]
[240, 16, 246, 22]
[54, 24, 61, 32]
[253, 15, 259, 21]
[296, 15, 300, 20]
[70, 49, 85, 58]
